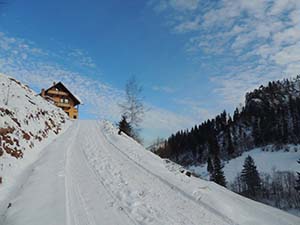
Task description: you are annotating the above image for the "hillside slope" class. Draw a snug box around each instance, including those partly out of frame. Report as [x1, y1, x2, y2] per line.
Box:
[153, 76, 300, 215]
[188, 146, 300, 182]
[0, 74, 71, 213]
[1, 120, 299, 225]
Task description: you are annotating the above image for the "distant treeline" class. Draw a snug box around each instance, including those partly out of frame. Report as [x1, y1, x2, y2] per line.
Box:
[155, 75, 300, 165]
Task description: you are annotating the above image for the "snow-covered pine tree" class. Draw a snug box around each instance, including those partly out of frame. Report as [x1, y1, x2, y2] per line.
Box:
[241, 155, 261, 197]
[118, 115, 133, 137]
[210, 156, 226, 187]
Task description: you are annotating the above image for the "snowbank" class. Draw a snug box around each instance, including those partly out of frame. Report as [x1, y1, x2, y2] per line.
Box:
[0, 74, 71, 212]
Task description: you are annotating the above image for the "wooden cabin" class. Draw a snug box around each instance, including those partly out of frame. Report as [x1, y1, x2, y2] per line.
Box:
[40, 82, 81, 119]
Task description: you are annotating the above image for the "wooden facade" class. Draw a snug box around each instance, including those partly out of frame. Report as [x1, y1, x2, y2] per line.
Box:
[40, 82, 81, 119]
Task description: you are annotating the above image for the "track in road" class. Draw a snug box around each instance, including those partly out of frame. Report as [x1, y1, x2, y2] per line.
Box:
[71, 121, 236, 225]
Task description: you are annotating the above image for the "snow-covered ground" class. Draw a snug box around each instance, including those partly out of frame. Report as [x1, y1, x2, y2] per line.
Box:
[188, 147, 300, 182]
[0, 74, 71, 222]
[1, 120, 299, 225]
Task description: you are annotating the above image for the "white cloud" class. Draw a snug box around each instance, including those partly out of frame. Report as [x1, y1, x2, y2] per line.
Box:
[174, 98, 214, 120]
[149, 0, 199, 12]
[209, 65, 284, 106]
[289, 9, 300, 25]
[140, 105, 196, 145]
[150, 0, 300, 108]
[286, 64, 300, 76]
[272, 43, 300, 66]
[231, 33, 255, 51]
[67, 48, 96, 69]
[143, 105, 195, 131]
[174, 16, 201, 33]
[169, 0, 199, 11]
[269, 0, 299, 16]
[273, 27, 300, 46]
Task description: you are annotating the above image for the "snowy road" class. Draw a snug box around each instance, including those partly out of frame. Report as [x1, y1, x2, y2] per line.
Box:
[66, 122, 233, 225]
[2, 121, 300, 225]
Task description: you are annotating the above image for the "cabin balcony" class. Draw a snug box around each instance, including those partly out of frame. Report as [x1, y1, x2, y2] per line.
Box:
[47, 89, 68, 96]
[55, 102, 71, 108]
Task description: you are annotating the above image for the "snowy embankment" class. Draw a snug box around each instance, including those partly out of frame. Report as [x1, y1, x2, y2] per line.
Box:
[1, 120, 299, 225]
[0, 74, 70, 220]
[188, 147, 300, 182]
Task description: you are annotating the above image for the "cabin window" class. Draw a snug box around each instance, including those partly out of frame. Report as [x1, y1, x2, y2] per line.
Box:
[60, 98, 69, 103]
[55, 88, 59, 91]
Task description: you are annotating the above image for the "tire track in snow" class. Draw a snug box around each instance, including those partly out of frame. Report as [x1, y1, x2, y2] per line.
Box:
[66, 121, 139, 225]
[64, 122, 81, 225]
[65, 122, 101, 225]
[81, 123, 182, 225]
[98, 121, 240, 225]
[82, 121, 226, 225]
[79, 131, 149, 225]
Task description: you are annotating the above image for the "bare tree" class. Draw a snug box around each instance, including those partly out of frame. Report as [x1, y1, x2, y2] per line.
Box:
[231, 170, 300, 210]
[119, 76, 144, 142]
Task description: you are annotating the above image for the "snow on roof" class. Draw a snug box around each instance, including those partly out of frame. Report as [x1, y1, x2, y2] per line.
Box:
[45, 82, 81, 105]
[73, 94, 83, 105]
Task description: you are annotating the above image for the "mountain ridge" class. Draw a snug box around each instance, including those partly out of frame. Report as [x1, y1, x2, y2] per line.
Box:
[154, 75, 300, 165]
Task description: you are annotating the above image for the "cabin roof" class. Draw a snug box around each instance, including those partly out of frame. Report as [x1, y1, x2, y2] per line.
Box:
[44, 82, 81, 106]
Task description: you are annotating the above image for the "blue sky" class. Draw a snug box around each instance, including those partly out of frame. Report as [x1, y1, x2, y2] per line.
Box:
[0, 0, 299, 145]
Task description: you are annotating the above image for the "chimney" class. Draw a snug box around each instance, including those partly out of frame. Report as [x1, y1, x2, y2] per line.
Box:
[53, 81, 56, 86]
[41, 88, 45, 97]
